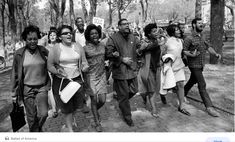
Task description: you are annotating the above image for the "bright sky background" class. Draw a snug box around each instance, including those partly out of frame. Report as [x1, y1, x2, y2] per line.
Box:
[34, 0, 82, 9]
[34, 0, 48, 9]
[35, 0, 166, 9]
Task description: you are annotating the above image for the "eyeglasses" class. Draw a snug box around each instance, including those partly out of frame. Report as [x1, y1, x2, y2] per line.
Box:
[61, 32, 72, 35]
[120, 23, 130, 26]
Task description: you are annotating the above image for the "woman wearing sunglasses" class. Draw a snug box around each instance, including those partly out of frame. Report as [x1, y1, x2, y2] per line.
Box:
[47, 25, 89, 132]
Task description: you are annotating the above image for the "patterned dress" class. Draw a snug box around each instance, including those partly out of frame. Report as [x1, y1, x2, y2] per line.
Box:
[83, 42, 107, 95]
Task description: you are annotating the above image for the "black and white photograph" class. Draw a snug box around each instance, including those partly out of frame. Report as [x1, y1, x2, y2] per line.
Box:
[0, 0, 234, 141]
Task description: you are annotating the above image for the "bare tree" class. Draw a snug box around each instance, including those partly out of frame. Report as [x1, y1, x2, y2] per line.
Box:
[6, 0, 17, 40]
[81, 0, 98, 24]
[108, 0, 112, 26]
[195, 0, 202, 18]
[49, 0, 66, 27]
[69, 0, 75, 26]
[225, 0, 234, 28]
[180, 0, 195, 24]
[81, 0, 89, 23]
[168, 9, 179, 22]
[0, 0, 7, 68]
[140, 0, 148, 24]
[210, 0, 225, 64]
[116, 0, 133, 20]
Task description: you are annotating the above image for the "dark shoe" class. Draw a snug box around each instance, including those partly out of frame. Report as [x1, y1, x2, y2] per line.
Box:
[160, 94, 167, 104]
[206, 107, 219, 117]
[141, 94, 147, 106]
[178, 107, 191, 116]
[95, 124, 103, 132]
[124, 119, 134, 127]
[82, 105, 90, 113]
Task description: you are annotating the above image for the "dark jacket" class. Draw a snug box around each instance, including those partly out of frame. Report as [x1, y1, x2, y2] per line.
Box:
[106, 32, 141, 80]
[137, 39, 161, 71]
[11, 45, 51, 103]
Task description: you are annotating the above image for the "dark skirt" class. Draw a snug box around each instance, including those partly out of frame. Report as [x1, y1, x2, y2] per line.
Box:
[52, 75, 84, 114]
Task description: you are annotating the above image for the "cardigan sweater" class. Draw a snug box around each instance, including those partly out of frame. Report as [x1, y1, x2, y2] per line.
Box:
[11, 45, 51, 103]
[47, 42, 89, 81]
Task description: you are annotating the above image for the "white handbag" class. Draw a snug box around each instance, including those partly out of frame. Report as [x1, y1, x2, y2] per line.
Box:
[59, 78, 81, 103]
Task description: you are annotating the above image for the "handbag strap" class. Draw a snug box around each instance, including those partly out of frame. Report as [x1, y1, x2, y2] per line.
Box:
[59, 78, 74, 94]
[59, 78, 65, 94]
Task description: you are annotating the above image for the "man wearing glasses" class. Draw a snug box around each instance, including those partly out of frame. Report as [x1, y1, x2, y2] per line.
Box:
[106, 19, 141, 126]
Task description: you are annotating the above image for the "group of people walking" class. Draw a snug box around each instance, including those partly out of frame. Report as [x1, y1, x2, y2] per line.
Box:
[10, 17, 221, 132]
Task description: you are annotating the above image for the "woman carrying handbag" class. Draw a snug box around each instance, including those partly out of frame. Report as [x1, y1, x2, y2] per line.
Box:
[47, 25, 89, 132]
[11, 25, 51, 132]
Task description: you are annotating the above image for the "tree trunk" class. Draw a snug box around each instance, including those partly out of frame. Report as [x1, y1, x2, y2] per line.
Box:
[69, 0, 75, 27]
[140, 0, 144, 24]
[88, 0, 97, 24]
[50, 7, 54, 26]
[1, 1, 6, 68]
[49, 0, 66, 27]
[195, 0, 202, 18]
[81, 0, 89, 24]
[226, 5, 234, 28]
[117, 0, 122, 20]
[8, 0, 17, 41]
[108, 0, 112, 27]
[17, 0, 25, 36]
[144, 0, 148, 22]
[59, 0, 66, 26]
[210, 0, 225, 64]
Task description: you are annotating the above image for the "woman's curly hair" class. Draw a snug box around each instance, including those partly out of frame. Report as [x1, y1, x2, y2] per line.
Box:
[84, 24, 102, 42]
[21, 25, 41, 41]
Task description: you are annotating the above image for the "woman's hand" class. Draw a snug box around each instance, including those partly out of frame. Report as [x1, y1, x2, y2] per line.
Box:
[57, 68, 67, 78]
[112, 51, 119, 57]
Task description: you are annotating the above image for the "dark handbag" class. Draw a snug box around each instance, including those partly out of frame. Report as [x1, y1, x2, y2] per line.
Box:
[10, 102, 26, 132]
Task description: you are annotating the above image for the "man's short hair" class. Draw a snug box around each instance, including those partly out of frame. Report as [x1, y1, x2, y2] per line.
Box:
[118, 18, 128, 26]
[191, 18, 202, 29]
[75, 17, 83, 23]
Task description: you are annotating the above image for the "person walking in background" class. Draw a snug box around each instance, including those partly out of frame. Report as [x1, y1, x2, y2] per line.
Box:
[73, 17, 86, 47]
[106, 19, 141, 127]
[183, 18, 221, 117]
[136, 23, 164, 118]
[163, 24, 191, 116]
[73, 17, 90, 113]
[11, 25, 51, 132]
[177, 22, 186, 39]
[47, 25, 89, 132]
[46, 27, 59, 118]
[83, 24, 108, 132]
